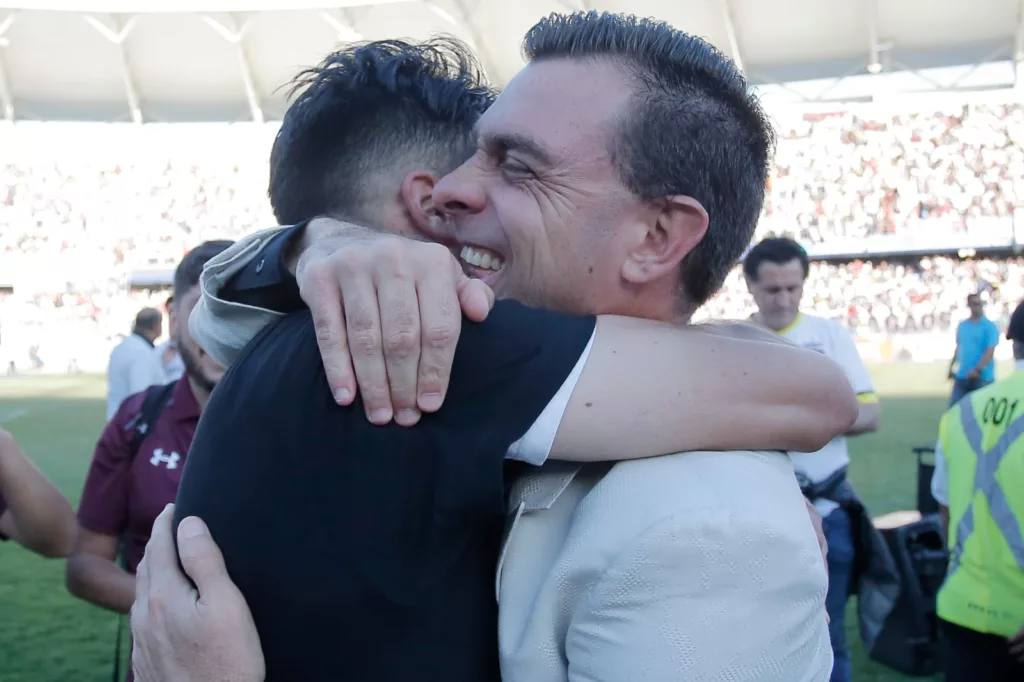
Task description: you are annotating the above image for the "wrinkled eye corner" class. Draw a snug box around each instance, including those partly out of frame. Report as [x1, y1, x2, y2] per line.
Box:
[500, 159, 534, 179]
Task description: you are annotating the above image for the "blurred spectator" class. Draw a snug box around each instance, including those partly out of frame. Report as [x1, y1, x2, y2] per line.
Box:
[105, 308, 166, 422]
[698, 255, 1024, 337]
[947, 293, 1000, 405]
[65, 241, 232, 682]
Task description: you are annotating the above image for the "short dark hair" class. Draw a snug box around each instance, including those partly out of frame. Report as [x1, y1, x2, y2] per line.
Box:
[523, 11, 775, 309]
[133, 307, 162, 333]
[269, 37, 496, 225]
[174, 240, 234, 297]
[742, 237, 809, 282]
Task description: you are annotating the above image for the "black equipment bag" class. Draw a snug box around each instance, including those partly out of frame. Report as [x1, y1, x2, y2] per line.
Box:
[868, 513, 948, 676]
[913, 446, 940, 516]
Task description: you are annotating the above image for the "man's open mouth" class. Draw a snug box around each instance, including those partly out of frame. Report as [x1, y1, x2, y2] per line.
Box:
[459, 245, 504, 276]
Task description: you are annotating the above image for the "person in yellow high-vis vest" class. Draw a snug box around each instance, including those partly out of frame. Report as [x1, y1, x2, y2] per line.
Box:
[931, 300, 1024, 681]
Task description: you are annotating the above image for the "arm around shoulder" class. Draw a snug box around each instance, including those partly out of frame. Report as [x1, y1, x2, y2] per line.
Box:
[565, 504, 833, 682]
[548, 316, 858, 462]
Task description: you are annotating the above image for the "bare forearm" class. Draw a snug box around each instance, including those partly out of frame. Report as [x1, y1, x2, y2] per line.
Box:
[0, 432, 76, 557]
[66, 555, 136, 614]
[846, 402, 881, 435]
[550, 316, 858, 461]
[974, 348, 996, 372]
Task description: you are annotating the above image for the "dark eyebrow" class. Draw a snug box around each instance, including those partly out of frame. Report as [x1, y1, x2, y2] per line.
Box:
[476, 128, 554, 167]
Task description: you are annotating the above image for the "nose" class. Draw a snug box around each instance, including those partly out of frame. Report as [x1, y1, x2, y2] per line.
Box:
[433, 160, 487, 218]
[777, 289, 799, 311]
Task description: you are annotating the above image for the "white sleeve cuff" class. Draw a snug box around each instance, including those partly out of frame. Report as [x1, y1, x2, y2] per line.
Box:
[505, 329, 596, 466]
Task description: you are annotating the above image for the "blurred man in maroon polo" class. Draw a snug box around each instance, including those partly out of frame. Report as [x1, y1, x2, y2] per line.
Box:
[66, 240, 231, 681]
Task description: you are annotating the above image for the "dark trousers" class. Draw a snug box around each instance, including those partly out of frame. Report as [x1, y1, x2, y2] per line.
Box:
[823, 507, 855, 682]
[948, 377, 992, 407]
[942, 619, 1024, 682]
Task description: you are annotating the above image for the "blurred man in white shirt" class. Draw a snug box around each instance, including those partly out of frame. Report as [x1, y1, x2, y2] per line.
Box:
[745, 237, 882, 682]
[106, 308, 166, 421]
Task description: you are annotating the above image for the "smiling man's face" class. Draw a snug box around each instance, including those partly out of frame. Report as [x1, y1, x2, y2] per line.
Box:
[431, 58, 655, 316]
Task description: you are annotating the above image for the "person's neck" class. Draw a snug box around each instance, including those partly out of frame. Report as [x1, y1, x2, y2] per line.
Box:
[187, 376, 212, 412]
[610, 281, 692, 325]
[621, 300, 688, 325]
[751, 311, 795, 333]
[971, 314, 983, 322]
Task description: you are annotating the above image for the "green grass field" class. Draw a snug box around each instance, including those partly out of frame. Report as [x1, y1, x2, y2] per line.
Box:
[0, 363, 990, 681]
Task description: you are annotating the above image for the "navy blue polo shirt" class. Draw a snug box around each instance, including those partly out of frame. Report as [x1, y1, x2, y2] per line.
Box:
[175, 229, 595, 682]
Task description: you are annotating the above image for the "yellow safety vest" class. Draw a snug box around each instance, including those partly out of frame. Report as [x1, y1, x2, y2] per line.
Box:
[937, 371, 1024, 637]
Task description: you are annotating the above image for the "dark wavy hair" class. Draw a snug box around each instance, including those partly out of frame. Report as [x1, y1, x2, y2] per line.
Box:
[269, 36, 496, 225]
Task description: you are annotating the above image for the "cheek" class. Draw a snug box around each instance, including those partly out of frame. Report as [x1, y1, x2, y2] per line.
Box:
[492, 191, 544, 263]
[173, 304, 198, 345]
[202, 355, 226, 375]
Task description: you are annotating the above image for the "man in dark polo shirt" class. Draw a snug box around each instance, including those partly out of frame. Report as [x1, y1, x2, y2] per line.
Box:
[163, 38, 854, 682]
[66, 242, 231, 672]
[0, 428, 76, 558]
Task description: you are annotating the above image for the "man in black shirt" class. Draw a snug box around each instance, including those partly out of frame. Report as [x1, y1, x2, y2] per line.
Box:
[138, 35, 853, 682]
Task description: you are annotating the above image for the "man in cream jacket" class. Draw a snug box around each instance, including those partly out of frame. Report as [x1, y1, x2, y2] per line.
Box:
[131, 15, 840, 682]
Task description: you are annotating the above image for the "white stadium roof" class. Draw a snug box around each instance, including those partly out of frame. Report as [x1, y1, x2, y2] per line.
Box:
[0, 0, 1021, 122]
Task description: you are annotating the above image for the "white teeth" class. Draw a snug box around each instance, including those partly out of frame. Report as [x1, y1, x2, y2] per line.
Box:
[460, 245, 503, 272]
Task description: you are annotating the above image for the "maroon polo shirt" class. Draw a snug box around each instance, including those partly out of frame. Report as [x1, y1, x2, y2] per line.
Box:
[78, 377, 200, 573]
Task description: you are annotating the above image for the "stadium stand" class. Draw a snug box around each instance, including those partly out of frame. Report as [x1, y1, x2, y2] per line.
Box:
[0, 1, 1021, 376]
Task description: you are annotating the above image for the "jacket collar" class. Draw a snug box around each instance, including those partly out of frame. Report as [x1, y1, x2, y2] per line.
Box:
[507, 461, 582, 512]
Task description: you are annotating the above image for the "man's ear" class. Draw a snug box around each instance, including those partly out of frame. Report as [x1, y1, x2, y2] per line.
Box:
[621, 195, 709, 285]
[399, 170, 442, 239]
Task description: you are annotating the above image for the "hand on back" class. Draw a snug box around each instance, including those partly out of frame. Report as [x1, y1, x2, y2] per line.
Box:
[132, 505, 264, 682]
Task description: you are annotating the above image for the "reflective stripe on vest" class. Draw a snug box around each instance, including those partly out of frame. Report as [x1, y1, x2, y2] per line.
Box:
[947, 403, 1024, 577]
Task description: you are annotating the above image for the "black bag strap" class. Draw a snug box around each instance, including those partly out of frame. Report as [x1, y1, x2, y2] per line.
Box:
[113, 381, 176, 682]
[113, 616, 126, 682]
[799, 465, 849, 502]
[127, 381, 177, 462]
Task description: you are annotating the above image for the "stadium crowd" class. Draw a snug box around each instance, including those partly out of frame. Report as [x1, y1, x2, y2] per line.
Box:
[762, 102, 1024, 243]
[1, 102, 1022, 371]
